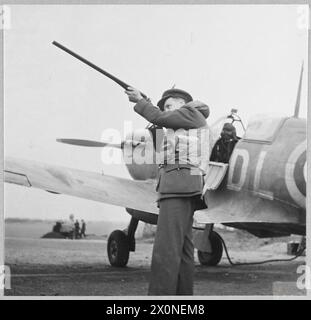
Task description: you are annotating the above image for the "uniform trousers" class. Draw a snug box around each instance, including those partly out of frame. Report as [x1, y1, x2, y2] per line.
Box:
[148, 196, 196, 295]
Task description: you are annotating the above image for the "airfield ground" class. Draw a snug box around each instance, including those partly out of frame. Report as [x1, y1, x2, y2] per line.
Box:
[4, 221, 306, 296]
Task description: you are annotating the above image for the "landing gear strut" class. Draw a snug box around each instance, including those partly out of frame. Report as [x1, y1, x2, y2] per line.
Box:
[107, 216, 138, 267]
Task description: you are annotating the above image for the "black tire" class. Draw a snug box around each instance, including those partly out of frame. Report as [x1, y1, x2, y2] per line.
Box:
[197, 231, 223, 266]
[107, 230, 130, 267]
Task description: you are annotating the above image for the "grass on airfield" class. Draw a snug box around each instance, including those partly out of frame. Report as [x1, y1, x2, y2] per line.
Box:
[4, 220, 305, 296]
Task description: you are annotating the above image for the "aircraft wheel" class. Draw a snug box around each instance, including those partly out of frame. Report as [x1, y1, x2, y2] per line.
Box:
[107, 230, 130, 267]
[197, 231, 223, 266]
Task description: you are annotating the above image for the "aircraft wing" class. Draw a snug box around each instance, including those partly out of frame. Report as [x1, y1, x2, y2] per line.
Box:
[4, 157, 159, 214]
[195, 189, 305, 225]
[4, 157, 305, 226]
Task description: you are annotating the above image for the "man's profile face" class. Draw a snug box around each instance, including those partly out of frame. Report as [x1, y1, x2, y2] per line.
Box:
[163, 97, 186, 111]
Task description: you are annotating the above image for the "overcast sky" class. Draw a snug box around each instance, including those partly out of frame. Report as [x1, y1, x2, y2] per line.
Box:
[4, 5, 308, 222]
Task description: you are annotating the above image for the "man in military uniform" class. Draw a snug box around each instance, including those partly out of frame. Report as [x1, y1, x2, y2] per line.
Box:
[81, 219, 86, 238]
[74, 220, 80, 239]
[210, 123, 239, 163]
[125, 87, 210, 295]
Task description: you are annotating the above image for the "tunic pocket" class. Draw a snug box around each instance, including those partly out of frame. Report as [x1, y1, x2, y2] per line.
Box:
[158, 165, 203, 194]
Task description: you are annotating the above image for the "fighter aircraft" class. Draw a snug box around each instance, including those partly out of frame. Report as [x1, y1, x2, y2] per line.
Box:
[4, 51, 306, 268]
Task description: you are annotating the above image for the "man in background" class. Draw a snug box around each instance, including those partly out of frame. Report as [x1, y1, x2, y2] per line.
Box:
[81, 220, 86, 238]
[210, 123, 239, 163]
[74, 220, 80, 239]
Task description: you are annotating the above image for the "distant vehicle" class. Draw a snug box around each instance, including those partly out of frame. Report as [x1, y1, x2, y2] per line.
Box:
[52, 220, 74, 239]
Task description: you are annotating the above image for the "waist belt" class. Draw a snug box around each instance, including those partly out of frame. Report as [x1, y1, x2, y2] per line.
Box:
[159, 162, 191, 169]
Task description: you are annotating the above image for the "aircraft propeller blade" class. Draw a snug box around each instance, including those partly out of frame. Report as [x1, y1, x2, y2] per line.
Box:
[56, 138, 122, 148]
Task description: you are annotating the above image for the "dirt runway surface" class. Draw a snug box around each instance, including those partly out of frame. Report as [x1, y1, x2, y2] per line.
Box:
[4, 234, 306, 297]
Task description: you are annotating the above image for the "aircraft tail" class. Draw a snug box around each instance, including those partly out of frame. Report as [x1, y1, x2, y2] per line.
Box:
[293, 62, 304, 118]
